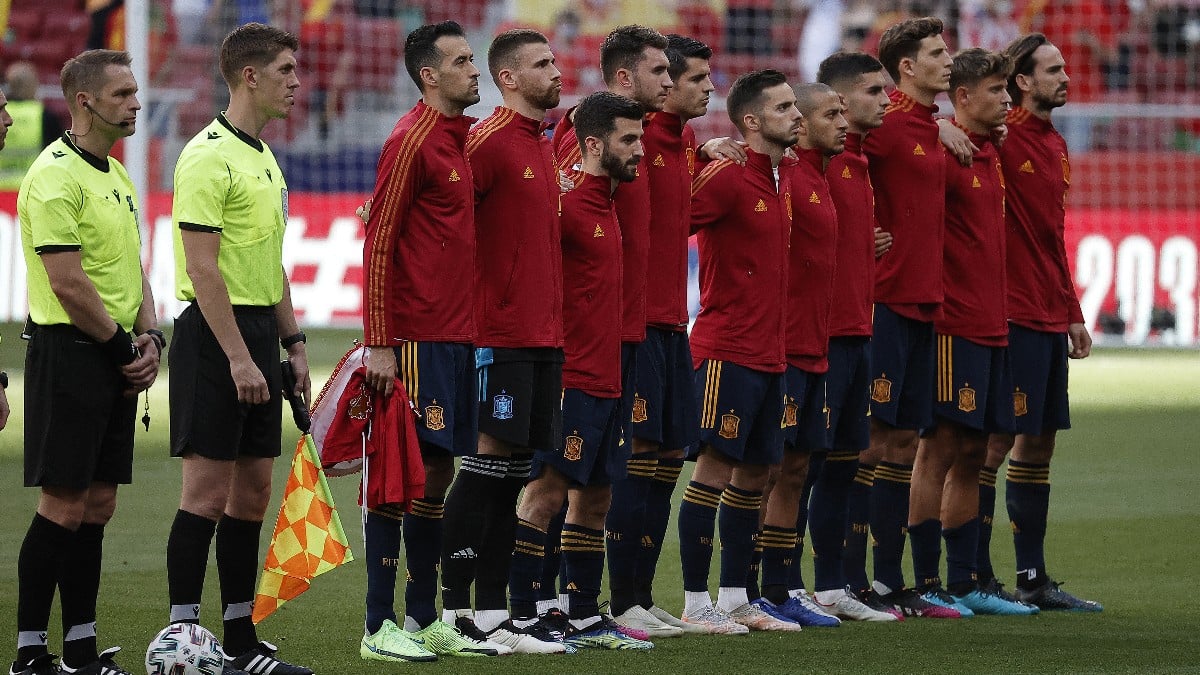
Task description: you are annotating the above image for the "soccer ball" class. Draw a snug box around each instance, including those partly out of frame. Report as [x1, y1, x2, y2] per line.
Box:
[145, 623, 225, 675]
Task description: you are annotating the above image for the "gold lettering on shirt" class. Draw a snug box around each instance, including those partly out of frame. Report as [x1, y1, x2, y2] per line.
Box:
[913, 144, 926, 156]
[449, 168, 461, 182]
[653, 154, 665, 167]
[523, 166, 535, 179]
[1019, 160, 1034, 173]
[593, 223, 605, 237]
[809, 191, 821, 204]
[754, 198, 767, 213]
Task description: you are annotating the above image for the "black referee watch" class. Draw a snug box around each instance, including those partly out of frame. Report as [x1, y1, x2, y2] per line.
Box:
[281, 331, 307, 349]
[0, 371, 8, 389]
[144, 328, 166, 353]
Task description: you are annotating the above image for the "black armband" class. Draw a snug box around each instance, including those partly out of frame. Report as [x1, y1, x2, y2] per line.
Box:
[144, 328, 167, 353]
[281, 331, 307, 349]
[102, 326, 137, 366]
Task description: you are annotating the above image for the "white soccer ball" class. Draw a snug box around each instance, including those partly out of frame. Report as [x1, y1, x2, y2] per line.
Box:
[145, 623, 225, 675]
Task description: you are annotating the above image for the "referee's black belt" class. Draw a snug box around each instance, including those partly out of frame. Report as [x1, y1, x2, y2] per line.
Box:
[186, 300, 276, 316]
[22, 319, 130, 343]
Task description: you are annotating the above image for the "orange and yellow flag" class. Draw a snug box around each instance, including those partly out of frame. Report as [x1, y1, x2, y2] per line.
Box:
[253, 435, 354, 623]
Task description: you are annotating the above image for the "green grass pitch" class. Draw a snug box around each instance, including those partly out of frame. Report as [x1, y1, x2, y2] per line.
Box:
[1, 327, 1198, 673]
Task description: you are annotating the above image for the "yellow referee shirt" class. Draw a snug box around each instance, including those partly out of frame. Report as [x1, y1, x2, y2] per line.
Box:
[172, 114, 288, 306]
[18, 134, 144, 330]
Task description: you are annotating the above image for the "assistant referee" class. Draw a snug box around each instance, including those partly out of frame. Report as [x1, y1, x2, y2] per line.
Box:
[164, 23, 312, 675]
[13, 49, 161, 675]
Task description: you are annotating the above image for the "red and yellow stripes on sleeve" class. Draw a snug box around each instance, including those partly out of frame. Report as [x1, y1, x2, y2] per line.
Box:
[465, 107, 515, 158]
[690, 158, 732, 197]
[363, 105, 439, 345]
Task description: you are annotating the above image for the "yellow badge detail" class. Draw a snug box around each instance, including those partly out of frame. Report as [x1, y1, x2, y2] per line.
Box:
[782, 402, 798, 428]
[593, 223, 605, 238]
[448, 168, 461, 182]
[754, 198, 767, 213]
[871, 376, 893, 404]
[564, 434, 584, 461]
[425, 403, 445, 431]
[641, 535, 655, 548]
[719, 412, 741, 439]
[913, 143, 926, 156]
[653, 153, 665, 167]
[523, 166, 535, 179]
[632, 396, 648, 423]
[566, 582, 578, 591]
[1013, 390, 1028, 417]
[785, 192, 793, 220]
[1019, 160, 1034, 173]
[686, 147, 696, 176]
[809, 191, 821, 204]
[972, 175, 982, 188]
[958, 386, 977, 413]
[1061, 154, 1071, 185]
[841, 166, 852, 179]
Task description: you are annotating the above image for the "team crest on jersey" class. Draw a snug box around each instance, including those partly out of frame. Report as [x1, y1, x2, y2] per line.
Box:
[347, 385, 373, 420]
[872, 376, 893, 404]
[425, 402, 446, 430]
[958, 386, 977, 413]
[493, 393, 514, 420]
[593, 223, 605, 237]
[782, 401, 798, 428]
[754, 198, 767, 213]
[632, 396, 648, 423]
[841, 166, 852, 179]
[564, 434, 584, 461]
[449, 168, 461, 182]
[1013, 390, 1028, 417]
[653, 153, 665, 167]
[913, 143, 926, 156]
[523, 166, 535, 179]
[809, 191, 821, 204]
[686, 147, 696, 176]
[719, 412, 740, 439]
[1019, 160, 1034, 173]
[972, 175, 982, 188]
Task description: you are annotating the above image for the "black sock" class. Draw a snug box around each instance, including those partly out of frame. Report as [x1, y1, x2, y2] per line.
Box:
[605, 457, 655, 616]
[61, 523, 104, 668]
[167, 509, 217, 623]
[843, 462, 875, 592]
[635, 458, 683, 608]
[759, 525, 797, 604]
[364, 506, 404, 634]
[475, 459, 529, 612]
[215, 515, 262, 656]
[563, 524, 605, 621]
[509, 518, 548, 620]
[538, 507, 566, 604]
[977, 466, 999, 581]
[441, 455, 509, 610]
[404, 498, 444, 628]
[17, 514, 72, 666]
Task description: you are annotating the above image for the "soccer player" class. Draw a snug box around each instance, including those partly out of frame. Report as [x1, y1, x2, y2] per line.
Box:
[906, 47, 1036, 616]
[861, 17, 961, 619]
[510, 90, 654, 651]
[165, 25, 313, 675]
[14, 49, 160, 675]
[809, 51, 902, 622]
[359, 21, 499, 661]
[982, 33, 1100, 612]
[436, 28, 567, 655]
[677, 69, 801, 634]
[607, 32, 713, 637]
[0, 88, 12, 434]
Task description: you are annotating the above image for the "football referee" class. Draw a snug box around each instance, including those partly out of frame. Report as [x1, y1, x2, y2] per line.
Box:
[163, 24, 312, 675]
[13, 49, 161, 675]
[0, 87, 12, 434]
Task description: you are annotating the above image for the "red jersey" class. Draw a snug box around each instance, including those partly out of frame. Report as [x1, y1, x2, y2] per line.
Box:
[785, 147, 839, 372]
[864, 89, 946, 320]
[363, 101, 476, 345]
[554, 110, 648, 343]
[826, 132, 876, 337]
[466, 107, 563, 349]
[561, 172, 623, 397]
[689, 149, 791, 374]
[1000, 107, 1085, 332]
[937, 126, 1007, 345]
[643, 111, 699, 331]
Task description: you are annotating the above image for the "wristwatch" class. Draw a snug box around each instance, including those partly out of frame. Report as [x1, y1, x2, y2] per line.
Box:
[281, 331, 307, 349]
[0, 371, 8, 389]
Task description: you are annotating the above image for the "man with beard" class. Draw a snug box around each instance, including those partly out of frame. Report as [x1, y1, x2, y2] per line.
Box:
[977, 33, 1100, 613]
[677, 70, 801, 634]
[436, 28, 568, 655]
[360, 20, 499, 662]
[509, 91, 655, 651]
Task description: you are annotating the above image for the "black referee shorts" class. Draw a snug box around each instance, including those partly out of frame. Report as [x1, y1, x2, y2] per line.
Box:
[23, 324, 137, 489]
[169, 302, 283, 460]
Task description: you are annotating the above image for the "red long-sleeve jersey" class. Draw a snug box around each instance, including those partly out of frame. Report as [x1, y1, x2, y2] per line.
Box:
[467, 107, 563, 349]
[643, 111, 698, 331]
[999, 107, 1085, 332]
[363, 101, 476, 345]
[689, 149, 791, 373]
[785, 147, 839, 372]
[826, 132, 876, 337]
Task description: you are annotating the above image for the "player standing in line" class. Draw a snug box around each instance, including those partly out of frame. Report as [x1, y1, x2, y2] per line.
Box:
[358, 21, 499, 662]
[13, 49, 159, 675]
[806, 51, 902, 622]
[677, 70, 801, 634]
[906, 48, 1036, 616]
[607, 33, 713, 638]
[753, 82, 849, 629]
[0, 88, 12, 435]
[165, 25, 314, 675]
[436, 28, 567, 654]
[859, 18, 962, 619]
[979, 33, 1100, 612]
[509, 91, 655, 651]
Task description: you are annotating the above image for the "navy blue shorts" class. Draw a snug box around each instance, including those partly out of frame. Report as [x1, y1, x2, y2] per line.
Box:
[631, 327, 700, 450]
[1007, 324, 1071, 435]
[825, 336, 872, 452]
[783, 365, 828, 452]
[693, 360, 784, 465]
[621, 342, 638, 443]
[869, 304, 935, 430]
[394, 341, 476, 456]
[930, 334, 1015, 434]
[533, 389, 627, 486]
